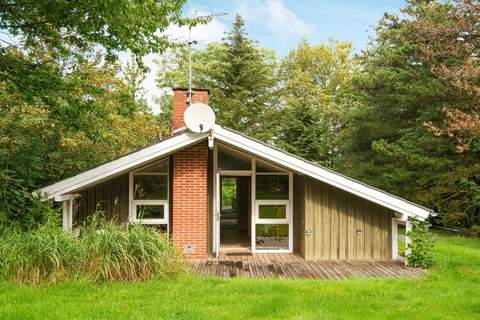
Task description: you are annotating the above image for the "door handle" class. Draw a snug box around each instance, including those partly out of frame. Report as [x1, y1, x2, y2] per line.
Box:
[305, 229, 312, 236]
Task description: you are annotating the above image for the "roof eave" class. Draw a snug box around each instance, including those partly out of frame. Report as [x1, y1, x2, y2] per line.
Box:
[211, 125, 433, 220]
[36, 131, 208, 200]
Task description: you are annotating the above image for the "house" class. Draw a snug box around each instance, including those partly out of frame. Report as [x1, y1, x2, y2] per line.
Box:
[37, 88, 434, 261]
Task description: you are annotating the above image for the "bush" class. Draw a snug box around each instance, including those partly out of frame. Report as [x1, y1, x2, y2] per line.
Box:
[471, 225, 480, 238]
[0, 213, 184, 284]
[407, 218, 435, 268]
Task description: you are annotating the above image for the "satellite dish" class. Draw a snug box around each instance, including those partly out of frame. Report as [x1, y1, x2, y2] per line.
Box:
[184, 103, 216, 133]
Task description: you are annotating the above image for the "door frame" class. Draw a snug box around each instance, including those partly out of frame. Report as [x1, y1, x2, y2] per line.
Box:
[212, 143, 294, 256]
[218, 173, 251, 252]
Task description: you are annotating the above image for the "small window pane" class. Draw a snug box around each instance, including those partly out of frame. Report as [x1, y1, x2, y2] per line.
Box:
[259, 205, 286, 219]
[134, 175, 168, 200]
[218, 147, 251, 170]
[255, 224, 289, 250]
[256, 175, 289, 200]
[137, 159, 168, 173]
[136, 205, 165, 220]
[256, 161, 285, 173]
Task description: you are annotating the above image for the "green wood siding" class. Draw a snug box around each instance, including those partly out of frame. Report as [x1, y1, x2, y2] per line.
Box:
[293, 174, 305, 256]
[300, 177, 393, 260]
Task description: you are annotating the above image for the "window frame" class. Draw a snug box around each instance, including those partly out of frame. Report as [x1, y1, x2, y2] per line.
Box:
[255, 200, 290, 224]
[252, 159, 293, 253]
[129, 158, 169, 229]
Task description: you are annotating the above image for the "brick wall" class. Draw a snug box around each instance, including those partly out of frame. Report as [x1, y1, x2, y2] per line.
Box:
[172, 88, 209, 132]
[171, 88, 210, 259]
[172, 141, 209, 259]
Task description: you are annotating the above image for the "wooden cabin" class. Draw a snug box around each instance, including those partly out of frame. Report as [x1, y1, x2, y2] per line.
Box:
[38, 88, 433, 262]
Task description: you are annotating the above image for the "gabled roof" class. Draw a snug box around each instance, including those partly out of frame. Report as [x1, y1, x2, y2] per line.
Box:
[37, 124, 434, 220]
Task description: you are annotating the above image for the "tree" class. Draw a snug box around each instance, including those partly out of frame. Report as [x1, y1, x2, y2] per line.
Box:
[0, 0, 190, 61]
[0, 47, 159, 226]
[0, 1, 197, 226]
[276, 40, 357, 166]
[156, 14, 278, 140]
[340, 0, 480, 230]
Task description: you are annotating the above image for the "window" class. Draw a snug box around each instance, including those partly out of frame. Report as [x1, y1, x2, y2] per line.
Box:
[130, 159, 169, 228]
[255, 224, 289, 250]
[256, 175, 289, 200]
[254, 160, 291, 251]
[258, 204, 286, 219]
[218, 146, 251, 171]
[136, 205, 165, 220]
[134, 175, 167, 200]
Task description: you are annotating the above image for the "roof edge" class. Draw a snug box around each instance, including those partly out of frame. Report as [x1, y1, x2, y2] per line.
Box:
[212, 125, 433, 219]
[37, 131, 208, 199]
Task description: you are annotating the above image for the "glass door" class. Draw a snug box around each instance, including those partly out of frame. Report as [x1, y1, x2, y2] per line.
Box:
[253, 161, 292, 252]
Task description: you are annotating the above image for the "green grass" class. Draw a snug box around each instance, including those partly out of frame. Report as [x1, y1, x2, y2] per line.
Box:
[1, 232, 479, 319]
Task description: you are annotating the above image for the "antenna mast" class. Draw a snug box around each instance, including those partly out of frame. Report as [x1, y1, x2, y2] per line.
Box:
[186, 12, 227, 104]
[188, 23, 194, 104]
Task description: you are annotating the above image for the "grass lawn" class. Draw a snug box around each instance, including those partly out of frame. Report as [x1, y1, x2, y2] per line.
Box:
[1, 232, 479, 319]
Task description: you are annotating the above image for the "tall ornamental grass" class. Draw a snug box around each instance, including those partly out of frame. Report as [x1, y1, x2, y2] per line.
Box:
[0, 214, 184, 284]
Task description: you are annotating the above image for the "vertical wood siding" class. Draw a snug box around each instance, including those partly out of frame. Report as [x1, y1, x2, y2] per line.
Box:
[76, 174, 129, 224]
[302, 177, 392, 260]
[293, 174, 305, 256]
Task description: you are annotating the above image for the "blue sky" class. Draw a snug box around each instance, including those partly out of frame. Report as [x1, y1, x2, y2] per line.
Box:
[182, 0, 404, 54]
[143, 0, 405, 112]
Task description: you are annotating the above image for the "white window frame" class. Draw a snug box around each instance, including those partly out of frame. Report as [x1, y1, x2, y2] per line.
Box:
[131, 200, 169, 225]
[129, 158, 169, 231]
[253, 162, 293, 253]
[255, 200, 290, 224]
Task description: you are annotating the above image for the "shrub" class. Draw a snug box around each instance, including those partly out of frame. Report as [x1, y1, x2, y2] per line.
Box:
[407, 218, 435, 268]
[471, 225, 480, 238]
[0, 213, 184, 284]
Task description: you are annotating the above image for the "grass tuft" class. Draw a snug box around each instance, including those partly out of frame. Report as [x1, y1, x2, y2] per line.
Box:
[0, 213, 184, 284]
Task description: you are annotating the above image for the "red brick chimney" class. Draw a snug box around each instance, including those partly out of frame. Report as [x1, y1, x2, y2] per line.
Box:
[172, 88, 209, 133]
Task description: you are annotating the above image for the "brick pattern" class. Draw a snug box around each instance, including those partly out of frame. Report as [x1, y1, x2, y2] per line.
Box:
[172, 141, 209, 259]
[172, 89, 209, 131]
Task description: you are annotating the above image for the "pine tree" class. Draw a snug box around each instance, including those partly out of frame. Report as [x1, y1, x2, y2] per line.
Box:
[340, 1, 480, 229]
[156, 14, 278, 140]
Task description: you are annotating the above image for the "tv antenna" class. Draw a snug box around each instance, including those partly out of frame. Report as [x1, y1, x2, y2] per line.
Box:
[186, 12, 227, 103]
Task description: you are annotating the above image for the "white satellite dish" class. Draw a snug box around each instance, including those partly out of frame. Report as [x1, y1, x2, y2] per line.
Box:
[184, 103, 216, 133]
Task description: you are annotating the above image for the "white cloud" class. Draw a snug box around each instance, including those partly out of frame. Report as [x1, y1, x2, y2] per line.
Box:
[265, 0, 313, 37]
[236, 0, 313, 38]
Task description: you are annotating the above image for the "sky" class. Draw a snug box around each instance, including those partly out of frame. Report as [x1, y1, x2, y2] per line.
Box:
[141, 0, 405, 113]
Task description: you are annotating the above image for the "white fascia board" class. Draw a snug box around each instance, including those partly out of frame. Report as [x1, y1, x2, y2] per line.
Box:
[37, 132, 208, 200]
[212, 125, 432, 219]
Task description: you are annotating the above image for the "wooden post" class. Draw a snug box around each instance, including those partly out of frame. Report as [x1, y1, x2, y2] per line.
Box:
[404, 220, 412, 266]
[62, 196, 73, 231]
[392, 219, 398, 260]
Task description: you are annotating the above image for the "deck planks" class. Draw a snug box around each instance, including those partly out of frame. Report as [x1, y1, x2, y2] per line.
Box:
[190, 253, 424, 280]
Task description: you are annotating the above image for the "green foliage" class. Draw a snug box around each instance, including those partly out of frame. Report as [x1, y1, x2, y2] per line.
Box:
[0, 0, 196, 227]
[221, 178, 237, 209]
[276, 40, 357, 166]
[1, 233, 480, 319]
[0, 48, 160, 226]
[0, 213, 184, 284]
[471, 225, 480, 237]
[0, 0, 189, 62]
[339, 0, 480, 230]
[157, 14, 278, 140]
[407, 219, 435, 268]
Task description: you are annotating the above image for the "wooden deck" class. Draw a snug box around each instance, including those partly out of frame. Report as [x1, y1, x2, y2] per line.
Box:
[189, 253, 424, 280]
